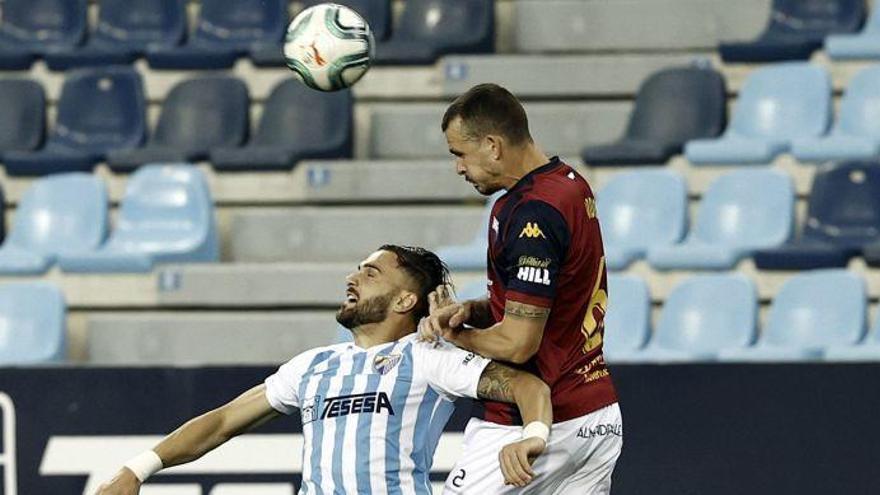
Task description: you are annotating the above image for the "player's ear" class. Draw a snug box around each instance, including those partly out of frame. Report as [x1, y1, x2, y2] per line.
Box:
[485, 133, 503, 161]
[393, 290, 419, 315]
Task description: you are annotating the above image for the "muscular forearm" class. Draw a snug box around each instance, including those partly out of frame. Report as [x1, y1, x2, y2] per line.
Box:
[152, 409, 233, 468]
[455, 321, 528, 363]
[477, 362, 552, 427]
[464, 298, 496, 329]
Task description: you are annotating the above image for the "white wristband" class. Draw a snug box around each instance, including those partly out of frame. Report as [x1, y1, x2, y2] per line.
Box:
[124, 450, 163, 482]
[522, 421, 550, 443]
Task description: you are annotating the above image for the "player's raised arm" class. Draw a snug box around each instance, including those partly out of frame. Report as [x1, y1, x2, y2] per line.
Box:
[94, 384, 281, 495]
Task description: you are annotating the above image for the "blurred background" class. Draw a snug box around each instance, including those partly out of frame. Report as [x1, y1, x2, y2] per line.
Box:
[0, 0, 877, 494]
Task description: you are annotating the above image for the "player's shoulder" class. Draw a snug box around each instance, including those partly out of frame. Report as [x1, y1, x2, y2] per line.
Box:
[281, 343, 348, 369]
[526, 163, 591, 206]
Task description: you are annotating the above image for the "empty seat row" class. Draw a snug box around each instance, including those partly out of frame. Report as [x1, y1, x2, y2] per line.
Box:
[0, 0, 493, 70]
[605, 270, 879, 363]
[0, 67, 352, 174]
[0, 166, 217, 274]
[686, 63, 880, 165]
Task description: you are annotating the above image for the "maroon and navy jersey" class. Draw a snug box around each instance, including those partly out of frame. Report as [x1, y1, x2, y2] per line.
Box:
[483, 157, 617, 425]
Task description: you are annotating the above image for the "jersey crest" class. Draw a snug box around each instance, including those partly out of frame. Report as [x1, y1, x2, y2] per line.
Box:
[373, 353, 402, 375]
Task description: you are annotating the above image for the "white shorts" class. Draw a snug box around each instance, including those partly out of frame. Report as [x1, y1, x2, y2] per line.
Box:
[443, 403, 622, 495]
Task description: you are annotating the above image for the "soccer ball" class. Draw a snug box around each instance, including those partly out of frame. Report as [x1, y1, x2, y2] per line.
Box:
[283, 3, 374, 92]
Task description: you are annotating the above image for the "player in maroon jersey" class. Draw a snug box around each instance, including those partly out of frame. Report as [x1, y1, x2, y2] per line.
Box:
[421, 83, 622, 494]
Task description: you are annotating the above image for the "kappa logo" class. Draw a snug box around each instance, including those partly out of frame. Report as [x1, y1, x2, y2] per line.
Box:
[373, 353, 403, 375]
[492, 216, 499, 234]
[519, 222, 546, 239]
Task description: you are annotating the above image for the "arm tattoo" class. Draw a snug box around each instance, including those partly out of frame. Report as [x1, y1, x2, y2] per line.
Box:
[504, 301, 550, 319]
[476, 362, 518, 402]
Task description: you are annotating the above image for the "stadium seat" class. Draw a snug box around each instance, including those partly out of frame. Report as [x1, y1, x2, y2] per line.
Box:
[792, 65, 880, 162]
[44, 0, 187, 70]
[435, 192, 502, 270]
[0, 174, 107, 275]
[146, 0, 287, 69]
[602, 275, 651, 363]
[253, 0, 393, 66]
[0, 79, 45, 160]
[826, 2, 880, 59]
[719, 270, 866, 362]
[58, 165, 218, 273]
[582, 66, 727, 166]
[719, 0, 865, 63]
[685, 63, 831, 164]
[107, 76, 249, 171]
[0, 0, 87, 70]
[647, 170, 794, 270]
[0, 282, 66, 364]
[210, 80, 353, 171]
[597, 170, 687, 271]
[455, 279, 488, 302]
[754, 161, 880, 269]
[824, 307, 880, 361]
[4, 67, 146, 176]
[637, 274, 757, 362]
[373, 0, 494, 65]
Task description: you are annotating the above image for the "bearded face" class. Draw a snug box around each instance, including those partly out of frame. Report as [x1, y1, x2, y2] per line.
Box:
[336, 290, 394, 330]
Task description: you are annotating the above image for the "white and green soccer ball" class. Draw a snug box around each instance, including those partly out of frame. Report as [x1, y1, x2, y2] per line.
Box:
[283, 3, 374, 92]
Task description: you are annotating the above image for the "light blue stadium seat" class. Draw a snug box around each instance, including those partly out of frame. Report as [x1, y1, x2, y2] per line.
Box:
[827, 4, 880, 59]
[603, 275, 651, 364]
[0, 282, 66, 364]
[647, 170, 794, 270]
[436, 192, 502, 270]
[792, 65, 880, 162]
[455, 279, 488, 302]
[0, 174, 107, 275]
[720, 270, 866, 362]
[597, 169, 687, 270]
[824, 307, 880, 361]
[58, 165, 218, 273]
[637, 274, 757, 362]
[685, 64, 831, 164]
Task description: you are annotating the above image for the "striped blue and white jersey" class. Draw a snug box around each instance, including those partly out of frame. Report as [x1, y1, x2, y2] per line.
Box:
[264, 333, 491, 494]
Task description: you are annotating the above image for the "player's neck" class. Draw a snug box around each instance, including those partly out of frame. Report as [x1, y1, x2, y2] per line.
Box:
[351, 321, 413, 349]
[500, 144, 550, 189]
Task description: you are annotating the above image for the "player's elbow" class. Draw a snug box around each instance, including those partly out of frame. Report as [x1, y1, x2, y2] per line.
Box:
[511, 371, 551, 404]
[506, 340, 541, 364]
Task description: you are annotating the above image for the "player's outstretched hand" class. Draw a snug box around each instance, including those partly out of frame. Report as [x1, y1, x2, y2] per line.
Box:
[418, 285, 470, 343]
[499, 437, 546, 487]
[94, 468, 141, 495]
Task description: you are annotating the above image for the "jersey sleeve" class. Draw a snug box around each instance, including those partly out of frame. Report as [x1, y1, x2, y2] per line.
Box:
[264, 350, 317, 415]
[412, 339, 491, 401]
[502, 200, 571, 308]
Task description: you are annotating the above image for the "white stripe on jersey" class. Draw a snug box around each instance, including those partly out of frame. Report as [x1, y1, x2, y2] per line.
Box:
[264, 335, 490, 495]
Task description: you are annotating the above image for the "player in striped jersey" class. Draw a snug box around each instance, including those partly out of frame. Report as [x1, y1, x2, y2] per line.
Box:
[96, 245, 553, 495]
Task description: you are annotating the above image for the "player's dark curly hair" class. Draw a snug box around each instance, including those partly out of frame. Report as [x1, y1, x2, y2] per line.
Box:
[441, 83, 532, 145]
[379, 244, 452, 321]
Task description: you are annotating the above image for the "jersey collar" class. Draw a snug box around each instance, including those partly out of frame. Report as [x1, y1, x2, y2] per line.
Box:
[507, 156, 561, 193]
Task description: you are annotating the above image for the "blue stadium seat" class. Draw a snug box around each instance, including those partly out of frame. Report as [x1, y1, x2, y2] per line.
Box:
[720, 270, 866, 362]
[685, 63, 831, 164]
[107, 76, 249, 171]
[254, 0, 392, 66]
[597, 170, 687, 271]
[582, 66, 727, 166]
[374, 0, 494, 65]
[754, 161, 880, 269]
[637, 274, 757, 362]
[211, 80, 353, 170]
[147, 0, 287, 69]
[647, 170, 794, 270]
[0, 0, 87, 70]
[824, 307, 880, 361]
[720, 0, 865, 63]
[826, 3, 880, 59]
[58, 165, 218, 273]
[0, 282, 66, 364]
[45, 0, 187, 70]
[0, 174, 107, 275]
[435, 192, 502, 270]
[4, 67, 146, 176]
[793, 65, 880, 162]
[455, 279, 488, 302]
[0, 80, 45, 160]
[603, 275, 651, 364]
